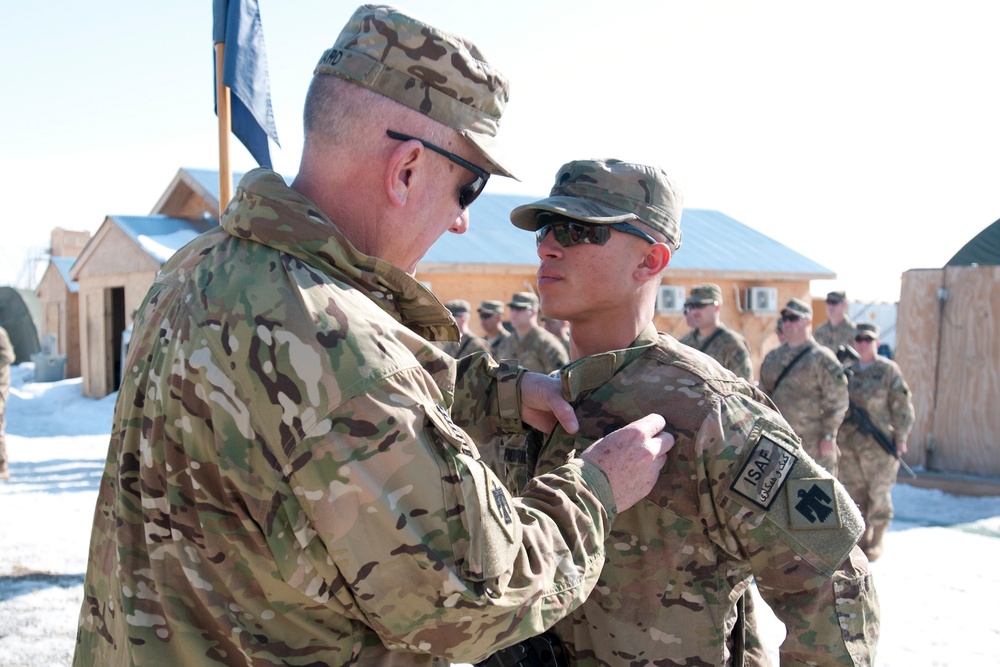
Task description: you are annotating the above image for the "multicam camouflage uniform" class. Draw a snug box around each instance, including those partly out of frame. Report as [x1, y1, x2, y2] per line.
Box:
[439, 332, 493, 359]
[529, 325, 877, 665]
[493, 326, 569, 492]
[679, 324, 754, 382]
[0, 325, 13, 479]
[815, 316, 857, 353]
[838, 357, 915, 531]
[760, 338, 849, 475]
[73, 171, 619, 666]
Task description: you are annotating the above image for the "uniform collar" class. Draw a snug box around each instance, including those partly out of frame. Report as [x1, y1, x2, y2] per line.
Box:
[560, 323, 659, 401]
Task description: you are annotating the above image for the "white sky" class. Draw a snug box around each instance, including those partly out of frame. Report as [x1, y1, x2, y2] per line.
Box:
[2, 0, 998, 302]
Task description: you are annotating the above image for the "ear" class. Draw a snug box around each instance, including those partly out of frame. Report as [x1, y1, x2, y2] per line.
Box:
[384, 140, 425, 207]
[635, 243, 671, 279]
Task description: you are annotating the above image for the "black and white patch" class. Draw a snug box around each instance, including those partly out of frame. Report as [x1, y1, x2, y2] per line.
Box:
[787, 478, 841, 529]
[729, 435, 798, 510]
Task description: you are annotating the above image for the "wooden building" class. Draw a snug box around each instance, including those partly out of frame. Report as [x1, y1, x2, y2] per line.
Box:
[35, 228, 91, 378]
[895, 218, 1000, 477]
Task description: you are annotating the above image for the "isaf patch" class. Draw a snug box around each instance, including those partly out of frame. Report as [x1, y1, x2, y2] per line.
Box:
[787, 478, 841, 529]
[730, 435, 798, 510]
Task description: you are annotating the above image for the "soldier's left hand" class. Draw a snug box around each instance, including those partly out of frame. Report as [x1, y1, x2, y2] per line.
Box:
[520, 373, 579, 434]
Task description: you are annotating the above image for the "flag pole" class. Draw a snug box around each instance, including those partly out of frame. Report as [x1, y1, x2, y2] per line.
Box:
[214, 41, 233, 216]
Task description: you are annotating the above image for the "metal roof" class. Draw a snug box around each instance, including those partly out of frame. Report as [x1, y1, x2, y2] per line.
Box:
[49, 257, 79, 293]
[109, 215, 217, 265]
[423, 193, 834, 277]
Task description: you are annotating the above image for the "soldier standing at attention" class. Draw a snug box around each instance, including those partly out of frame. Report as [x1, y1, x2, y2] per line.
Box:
[838, 322, 914, 561]
[439, 299, 493, 358]
[760, 298, 850, 475]
[678, 283, 755, 382]
[477, 299, 510, 350]
[815, 289, 856, 353]
[492, 158, 877, 666]
[493, 292, 569, 375]
[0, 325, 14, 482]
[72, 7, 675, 666]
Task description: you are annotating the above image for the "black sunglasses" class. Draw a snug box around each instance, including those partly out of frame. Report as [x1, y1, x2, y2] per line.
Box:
[781, 314, 802, 323]
[535, 215, 657, 248]
[683, 302, 713, 314]
[386, 130, 489, 209]
[854, 336, 875, 343]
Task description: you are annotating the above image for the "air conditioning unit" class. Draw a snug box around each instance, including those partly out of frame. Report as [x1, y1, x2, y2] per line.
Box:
[657, 285, 685, 313]
[746, 287, 778, 313]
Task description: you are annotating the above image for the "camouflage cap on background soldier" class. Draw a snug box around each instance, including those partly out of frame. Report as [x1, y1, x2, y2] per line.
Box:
[508, 292, 539, 309]
[855, 322, 880, 338]
[685, 283, 722, 306]
[782, 297, 813, 318]
[509, 159, 683, 249]
[477, 300, 505, 316]
[826, 290, 847, 304]
[314, 4, 516, 177]
[445, 299, 471, 315]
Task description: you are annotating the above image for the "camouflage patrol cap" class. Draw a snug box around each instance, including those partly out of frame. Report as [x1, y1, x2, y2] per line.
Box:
[444, 299, 471, 315]
[826, 290, 847, 303]
[509, 158, 683, 249]
[781, 298, 813, 318]
[855, 322, 880, 338]
[686, 283, 722, 306]
[477, 299, 504, 316]
[508, 292, 539, 309]
[315, 5, 515, 178]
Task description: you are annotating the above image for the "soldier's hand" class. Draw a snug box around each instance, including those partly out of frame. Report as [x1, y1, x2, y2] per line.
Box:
[896, 439, 908, 455]
[580, 414, 673, 512]
[519, 373, 579, 434]
[819, 437, 836, 458]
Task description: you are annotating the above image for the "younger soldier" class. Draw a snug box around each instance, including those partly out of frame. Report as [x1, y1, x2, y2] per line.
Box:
[496, 158, 878, 666]
[839, 322, 915, 561]
[678, 283, 754, 381]
[815, 290, 856, 353]
[493, 292, 569, 375]
[760, 299, 850, 475]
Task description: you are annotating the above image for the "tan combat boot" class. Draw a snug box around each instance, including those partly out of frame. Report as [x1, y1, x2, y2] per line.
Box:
[865, 522, 888, 561]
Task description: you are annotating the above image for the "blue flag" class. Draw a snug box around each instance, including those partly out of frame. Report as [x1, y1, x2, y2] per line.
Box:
[213, 0, 279, 169]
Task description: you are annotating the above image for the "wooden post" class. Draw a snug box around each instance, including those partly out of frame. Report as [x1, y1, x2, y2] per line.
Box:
[215, 41, 232, 216]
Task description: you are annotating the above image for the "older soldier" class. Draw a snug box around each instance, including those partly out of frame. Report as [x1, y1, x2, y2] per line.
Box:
[73, 8, 674, 666]
[760, 298, 850, 475]
[0, 325, 14, 482]
[439, 299, 492, 358]
[839, 322, 915, 561]
[678, 283, 754, 381]
[477, 299, 510, 350]
[815, 290, 856, 353]
[494, 159, 877, 666]
[493, 292, 569, 374]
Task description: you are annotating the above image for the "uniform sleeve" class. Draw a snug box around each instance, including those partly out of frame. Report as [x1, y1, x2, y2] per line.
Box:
[0, 328, 14, 366]
[730, 338, 755, 383]
[887, 363, 915, 441]
[708, 402, 878, 665]
[816, 350, 849, 436]
[279, 366, 613, 663]
[758, 353, 777, 396]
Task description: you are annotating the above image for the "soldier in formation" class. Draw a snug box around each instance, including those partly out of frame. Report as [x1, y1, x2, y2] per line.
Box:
[815, 289, 856, 353]
[678, 283, 754, 381]
[438, 299, 492, 358]
[477, 299, 510, 350]
[492, 292, 569, 375]
[487, 158, 878, 666]
[838, 322, 915, 561]
[760, 298, 850, 475]
[72, 7, 674, 666]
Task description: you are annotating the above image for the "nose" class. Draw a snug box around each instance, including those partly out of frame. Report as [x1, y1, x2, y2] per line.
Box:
[536, 228, 564, 259]
[450, 207, 470, 234]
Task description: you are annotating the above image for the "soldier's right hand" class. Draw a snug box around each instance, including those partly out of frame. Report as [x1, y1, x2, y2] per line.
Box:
[579, 414, 673, 513]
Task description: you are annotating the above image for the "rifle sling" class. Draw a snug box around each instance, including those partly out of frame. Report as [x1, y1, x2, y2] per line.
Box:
[772, 343, 813, 394]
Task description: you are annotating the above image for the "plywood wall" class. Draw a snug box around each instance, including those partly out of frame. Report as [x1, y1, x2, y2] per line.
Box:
[897, 266, 1000, 476]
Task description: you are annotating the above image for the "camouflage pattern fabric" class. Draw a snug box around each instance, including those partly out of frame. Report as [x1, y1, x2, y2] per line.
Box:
[492, 325, 568, 375]
[838, 357, 915, 526]
[73, 169, 619, 666]
[815, 317, 857, 353]
[528, 325, 878, 666]
[487, 328, 510, 352]
[760, 338, 849, 475]
[678, 324, 754, 382]
[439, 332, 493, 359]
[0, 326, 13, 477]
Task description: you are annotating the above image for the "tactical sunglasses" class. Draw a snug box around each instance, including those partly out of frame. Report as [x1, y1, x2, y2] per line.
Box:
[781, 313, 802, 323]
[854, 336, 875, 343]
[683, 302, 713, 314]
[535, 214, 657, 248]
[386, 130, 489, 209]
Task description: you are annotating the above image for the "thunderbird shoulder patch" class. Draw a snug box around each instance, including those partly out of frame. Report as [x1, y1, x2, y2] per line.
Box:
[729, 435, 798, 510]
[787, 478, 841, 529]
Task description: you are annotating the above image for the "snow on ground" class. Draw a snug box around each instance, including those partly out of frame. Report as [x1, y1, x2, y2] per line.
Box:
[1, 364, 999, 666]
